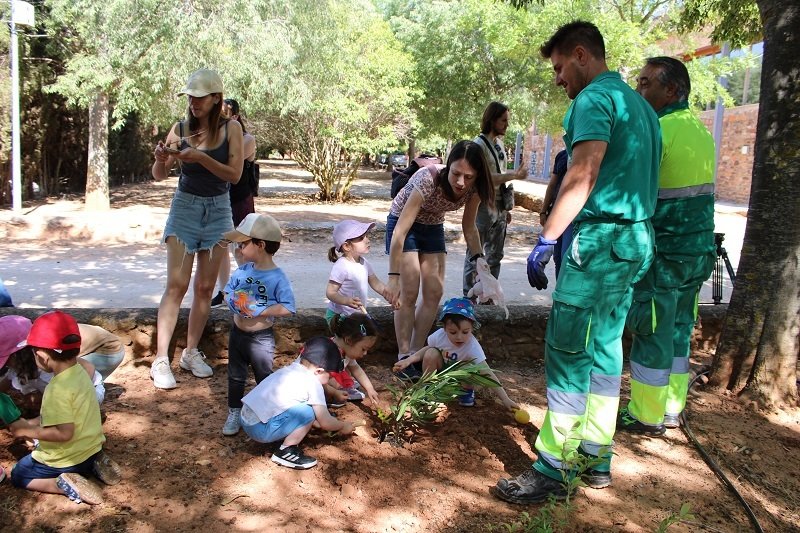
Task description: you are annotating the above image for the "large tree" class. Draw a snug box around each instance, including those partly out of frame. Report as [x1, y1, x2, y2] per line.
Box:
[681, 0, 799, 409]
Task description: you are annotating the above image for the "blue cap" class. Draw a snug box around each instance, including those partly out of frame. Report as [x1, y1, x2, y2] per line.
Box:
[438, 297, 480, 329]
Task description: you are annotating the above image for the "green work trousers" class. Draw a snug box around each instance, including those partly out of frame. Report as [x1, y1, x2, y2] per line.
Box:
[533, 220, 654, 480]
[626, 251, 714, 425]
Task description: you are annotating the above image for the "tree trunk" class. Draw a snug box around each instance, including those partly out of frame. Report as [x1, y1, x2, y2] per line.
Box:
[85, 91, 110, 211]
[710, 0, 799, 409]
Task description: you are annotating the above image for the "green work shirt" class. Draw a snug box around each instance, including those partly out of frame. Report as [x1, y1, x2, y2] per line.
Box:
[563, 71, 661, 223]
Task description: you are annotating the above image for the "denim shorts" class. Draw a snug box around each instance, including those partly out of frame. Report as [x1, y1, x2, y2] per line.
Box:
[241, 403, 315, 444]
[385, 214, 447, 255]
[11, 452, 98, 488]
[163, 189, 234, 254]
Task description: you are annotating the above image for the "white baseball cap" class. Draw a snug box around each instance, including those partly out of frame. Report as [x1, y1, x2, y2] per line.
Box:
[223, 213, 285, 243]
[177, 69, 224, 97]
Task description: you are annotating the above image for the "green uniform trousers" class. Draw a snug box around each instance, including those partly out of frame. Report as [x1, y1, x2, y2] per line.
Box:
[534, 220, 654, 480]
[626, 251, 714, 425]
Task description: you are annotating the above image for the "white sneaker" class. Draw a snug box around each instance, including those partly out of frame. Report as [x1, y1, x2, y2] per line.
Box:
[150, 358, 176, 389]
[222, 408, 241, 436]
[179, 348, 213, 378]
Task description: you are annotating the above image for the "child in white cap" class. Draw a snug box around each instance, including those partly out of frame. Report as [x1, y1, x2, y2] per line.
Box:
[325, 219, 391, 401]
[220, 213, 296, 437]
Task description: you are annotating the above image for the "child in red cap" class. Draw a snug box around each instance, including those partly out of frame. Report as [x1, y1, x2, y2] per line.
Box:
[7, 311, 121, 504]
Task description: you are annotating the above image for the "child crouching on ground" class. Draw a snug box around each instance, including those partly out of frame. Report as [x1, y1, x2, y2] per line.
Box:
[393, 298, 519, 410]
[7, 311, 121, 504]
[326, 313, 380, 407]
[221, 213, 296, 437]
[239, 337, 356, 470]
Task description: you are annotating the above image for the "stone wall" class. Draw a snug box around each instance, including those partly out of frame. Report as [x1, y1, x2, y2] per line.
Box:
[0, 305, 727, 369]
[524, 104, 759, 205]
[699, 104, 758, 205]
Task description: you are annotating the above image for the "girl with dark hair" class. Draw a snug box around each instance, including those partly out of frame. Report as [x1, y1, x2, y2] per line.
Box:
[384, 140, 494, 378]
[211, 98, 259, 307]
[151, 69, 244, 390]
[326, 313, 380, 406]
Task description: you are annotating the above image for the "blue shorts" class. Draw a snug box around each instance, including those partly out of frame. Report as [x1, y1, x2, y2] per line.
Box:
[81, 349, 125, 382]
[163, 189, 234, 254]
[241, 403, 315, 444]
[385, 214, 447, 255]
[11, 452, 98, 488]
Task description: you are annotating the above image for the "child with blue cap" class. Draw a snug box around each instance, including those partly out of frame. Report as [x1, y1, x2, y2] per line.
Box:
[393, 297, 519, 409]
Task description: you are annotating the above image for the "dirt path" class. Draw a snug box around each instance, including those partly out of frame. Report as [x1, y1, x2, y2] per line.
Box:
[1, 354, 797, 532]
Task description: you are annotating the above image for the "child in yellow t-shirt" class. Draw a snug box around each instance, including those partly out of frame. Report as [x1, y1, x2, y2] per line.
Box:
[7, 311, 121, 504]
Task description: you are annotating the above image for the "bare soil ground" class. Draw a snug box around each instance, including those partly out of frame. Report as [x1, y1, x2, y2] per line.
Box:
[0, 163, 796, 532]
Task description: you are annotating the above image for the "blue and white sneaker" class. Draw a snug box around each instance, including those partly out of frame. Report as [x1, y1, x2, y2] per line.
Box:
[458, 389, 475, 407]
[56, 473, 103, 505]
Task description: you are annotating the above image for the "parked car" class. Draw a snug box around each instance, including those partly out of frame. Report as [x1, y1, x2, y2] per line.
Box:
[389, 151, 409, 168]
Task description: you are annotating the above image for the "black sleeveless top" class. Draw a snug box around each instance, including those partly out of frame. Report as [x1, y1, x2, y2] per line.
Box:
[177, 121, 230, 197]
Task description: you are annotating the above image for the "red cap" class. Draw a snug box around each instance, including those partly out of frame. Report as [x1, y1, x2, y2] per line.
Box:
[20, 311, 82, 353]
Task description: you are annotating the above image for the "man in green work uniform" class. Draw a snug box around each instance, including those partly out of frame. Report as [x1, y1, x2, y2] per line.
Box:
[617, 57, 716, 435]
[492, 21, 661, 504]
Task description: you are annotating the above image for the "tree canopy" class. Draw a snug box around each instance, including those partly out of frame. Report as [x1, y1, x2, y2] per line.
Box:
[1, 0, 764, 203]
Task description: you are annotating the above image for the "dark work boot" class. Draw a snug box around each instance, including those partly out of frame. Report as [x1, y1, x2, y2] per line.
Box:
[492, 467, 569, 504]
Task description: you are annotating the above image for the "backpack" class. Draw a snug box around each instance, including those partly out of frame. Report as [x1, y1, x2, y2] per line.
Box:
[247, 160, 260, 197]
[390, 155, 442, 198]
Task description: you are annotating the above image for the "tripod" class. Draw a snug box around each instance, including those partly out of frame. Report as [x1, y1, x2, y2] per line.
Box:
[712, 232, 737, 304]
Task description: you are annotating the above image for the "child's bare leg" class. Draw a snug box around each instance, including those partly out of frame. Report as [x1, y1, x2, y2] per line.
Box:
[24, 478, 61, 495]
[281, 422, 313, 447]
[421, 348, 444, 374]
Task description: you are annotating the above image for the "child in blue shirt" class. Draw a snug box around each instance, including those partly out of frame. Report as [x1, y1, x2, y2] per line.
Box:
[221, 213, 296, 437]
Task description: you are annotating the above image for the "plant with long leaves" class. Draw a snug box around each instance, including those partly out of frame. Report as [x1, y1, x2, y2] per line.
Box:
[377, 360, 499, 445]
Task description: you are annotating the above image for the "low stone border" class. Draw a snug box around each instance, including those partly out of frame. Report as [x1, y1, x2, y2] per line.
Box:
[1, 304, 726, 368]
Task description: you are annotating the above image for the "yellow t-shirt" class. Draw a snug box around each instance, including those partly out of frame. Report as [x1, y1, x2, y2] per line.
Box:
[32, 363, 104, 467]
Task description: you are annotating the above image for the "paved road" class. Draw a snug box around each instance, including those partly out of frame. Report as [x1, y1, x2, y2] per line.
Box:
[1, 168, 744, 310]
[2, 219, 740, 310]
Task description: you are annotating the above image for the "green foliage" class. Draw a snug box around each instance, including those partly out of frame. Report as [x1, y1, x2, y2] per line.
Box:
[260, 0, 418, 201]
[377, 360, 499, 445]
[379, 0, 548, 139]
[677, 0, 761, 47]
[44, 0, 298, 129]
[656, 503, 696, 532]
[379, 0, 730, 138]
[725, 57, 761, 106]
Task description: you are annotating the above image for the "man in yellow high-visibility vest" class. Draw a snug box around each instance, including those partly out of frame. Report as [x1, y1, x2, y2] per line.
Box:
[618, 56, 716, 435]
